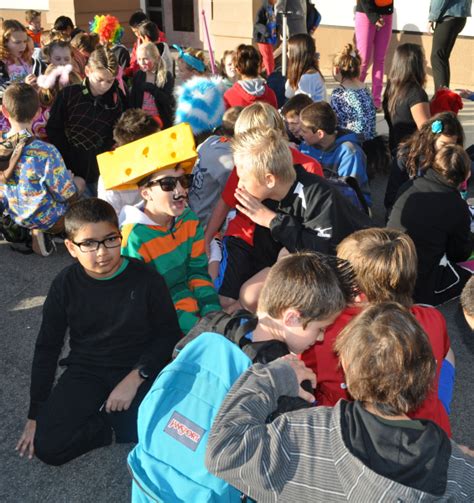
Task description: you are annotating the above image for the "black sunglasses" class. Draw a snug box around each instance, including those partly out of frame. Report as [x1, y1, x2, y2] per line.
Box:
[146, 174, 194, 192]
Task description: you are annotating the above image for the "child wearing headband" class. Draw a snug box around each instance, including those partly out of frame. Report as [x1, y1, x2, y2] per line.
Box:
[174, 45, 208, 82]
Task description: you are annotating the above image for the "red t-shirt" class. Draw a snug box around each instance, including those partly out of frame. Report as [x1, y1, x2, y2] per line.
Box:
[301, 304, 452, 436]
[222, 148, 323, 245]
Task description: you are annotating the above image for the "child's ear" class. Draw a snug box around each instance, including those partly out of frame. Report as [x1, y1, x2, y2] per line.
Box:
[353, 292, 368, 304]
[264, 172, 276, 189]
[1, 104, 9, 119]
[140, 185, 152, 202]
[282, 308, 303, 327]
[64, 238, 79, 259]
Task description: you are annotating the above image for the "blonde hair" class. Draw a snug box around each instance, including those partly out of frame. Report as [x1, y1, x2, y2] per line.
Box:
[333, 43, 361, 80]
[0, 20, 31, 62]
[234, 102, 285, 135]
[137, 42, 167, 88]
[86, 46, 118, 76]
[232, 128, 295, 185]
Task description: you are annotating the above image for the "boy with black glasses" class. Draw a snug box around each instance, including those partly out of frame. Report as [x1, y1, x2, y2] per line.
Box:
[120, 165, 221, 334]
[16, 198, 182, 465]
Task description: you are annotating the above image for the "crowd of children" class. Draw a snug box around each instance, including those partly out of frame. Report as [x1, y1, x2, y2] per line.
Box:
[1, 4, 473, 501]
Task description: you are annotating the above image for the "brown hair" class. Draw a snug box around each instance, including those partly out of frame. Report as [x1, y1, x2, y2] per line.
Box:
[3, 83, 39, 122]
[333, 43, 361, 80]
[259, 251, 354, 327]
[65, 198, 118, 240]
[402, 112, 464, 178]
[281, 94, 313, 118]
[25, 10, 41, 23]
[300, 101, 337, 134]
[86, 46, 118, 76]
[113, 108, 160, 146]
[383, 43, 427, 117]
[71, 32, 99, 55]
[219, 106, 243, 136]
[42, 39, 70, 62]
[461, 277, 474, 317]
[0, 20, 31, 62]
[335, 302, 436, 416]
[337, 228, 417, 307]
[38, 63, 81, 107]
[432, 144, 470, 187]
[232, 127, 295, 185]
[287, 33, 322, 90]
[235, 44, 261, 78]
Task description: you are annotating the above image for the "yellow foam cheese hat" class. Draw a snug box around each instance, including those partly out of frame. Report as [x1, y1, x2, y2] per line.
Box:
[97, 123, 198, 190]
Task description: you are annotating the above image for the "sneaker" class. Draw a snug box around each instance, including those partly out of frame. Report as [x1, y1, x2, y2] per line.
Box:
[31, 229, 56, 257]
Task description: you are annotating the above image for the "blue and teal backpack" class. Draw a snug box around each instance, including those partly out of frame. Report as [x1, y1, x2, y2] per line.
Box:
[128, 312, 256, 502]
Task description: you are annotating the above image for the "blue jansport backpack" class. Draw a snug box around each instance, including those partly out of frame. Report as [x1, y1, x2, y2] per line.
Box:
[128, 331, 252, 502]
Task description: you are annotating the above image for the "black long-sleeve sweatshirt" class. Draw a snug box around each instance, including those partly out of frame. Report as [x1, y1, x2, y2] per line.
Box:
[28, 258, 182, 419]
[269, 165, 373, 254]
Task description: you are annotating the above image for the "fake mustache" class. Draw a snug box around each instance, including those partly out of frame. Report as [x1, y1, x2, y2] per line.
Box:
[172, 195, 188, 202]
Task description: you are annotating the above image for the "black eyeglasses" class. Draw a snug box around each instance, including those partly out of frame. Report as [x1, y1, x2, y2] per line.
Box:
[72, 234, 122, 253]
[146, 174, 194, 192]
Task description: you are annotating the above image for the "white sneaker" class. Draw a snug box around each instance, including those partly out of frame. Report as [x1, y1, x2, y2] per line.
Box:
[31, 229, 56, 257]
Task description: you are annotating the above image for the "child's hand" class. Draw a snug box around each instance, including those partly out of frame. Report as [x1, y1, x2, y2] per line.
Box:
[459, 444, 474, 457]
[281, 355, 316, 403]
[16, 419, 37, 459]
[375, 18, 384, 30]
[234, 187, 277, 228]
[25, 74, 37, 87]
[105, 370, 143, 413]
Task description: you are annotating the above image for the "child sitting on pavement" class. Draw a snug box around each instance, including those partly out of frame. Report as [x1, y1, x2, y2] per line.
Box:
[302, 227, 453, 435]
[299, 101, 371, 205]
[120, 162, 221, 334]
[0, 83, 85, 256]
[206, 303, 474, 502]
[15, 198, 182, 465]
[204, 102, 323, 312]
[229, 127, 372, 311]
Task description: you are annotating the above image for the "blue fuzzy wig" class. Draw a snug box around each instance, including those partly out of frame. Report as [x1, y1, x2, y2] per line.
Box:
[174, 76, 226, 135]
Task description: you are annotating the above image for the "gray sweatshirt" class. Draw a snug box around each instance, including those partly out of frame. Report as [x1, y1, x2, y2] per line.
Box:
[206, 360, 474, 502]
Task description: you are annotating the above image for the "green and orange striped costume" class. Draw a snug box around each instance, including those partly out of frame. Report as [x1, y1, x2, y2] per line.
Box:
[121, 205, 221, 334]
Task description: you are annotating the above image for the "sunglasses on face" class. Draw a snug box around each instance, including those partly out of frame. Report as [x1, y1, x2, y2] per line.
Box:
[146, 174, 194, 192]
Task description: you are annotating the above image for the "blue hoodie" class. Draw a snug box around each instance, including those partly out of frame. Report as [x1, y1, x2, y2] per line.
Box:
[299, 129, 371, 206]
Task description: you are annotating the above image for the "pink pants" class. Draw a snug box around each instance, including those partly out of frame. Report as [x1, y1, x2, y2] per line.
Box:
[355, 12, 393, 108]
[257, 43, 275, 76]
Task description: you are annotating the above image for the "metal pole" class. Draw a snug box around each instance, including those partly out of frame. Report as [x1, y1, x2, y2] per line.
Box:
[281, 11, 291, 77]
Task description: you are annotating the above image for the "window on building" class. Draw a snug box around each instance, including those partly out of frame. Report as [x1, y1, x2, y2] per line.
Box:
[173, 0, 195, 32]
[147, 0, 164, 31]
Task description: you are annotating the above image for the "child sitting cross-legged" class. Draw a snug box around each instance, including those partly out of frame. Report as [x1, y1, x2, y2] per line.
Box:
[0, 83, 85, 255]
[302, 227, 454, 436]
[120, 163, 221, 334]
[15, 198, 182, 465]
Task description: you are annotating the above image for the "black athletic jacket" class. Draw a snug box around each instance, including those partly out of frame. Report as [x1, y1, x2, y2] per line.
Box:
[269, 165, 372, 254]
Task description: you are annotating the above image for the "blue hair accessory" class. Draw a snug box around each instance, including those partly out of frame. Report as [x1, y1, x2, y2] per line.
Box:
[431, 119, 443, 134]
[172, 44, 206, 73]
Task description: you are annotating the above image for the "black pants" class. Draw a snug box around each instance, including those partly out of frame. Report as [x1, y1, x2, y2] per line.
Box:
[431, 16, 466, 90]
[34, 365, 153, 466]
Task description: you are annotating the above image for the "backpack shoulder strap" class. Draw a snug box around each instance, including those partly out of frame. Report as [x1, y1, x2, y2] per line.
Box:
[0, 134, 35, 183]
